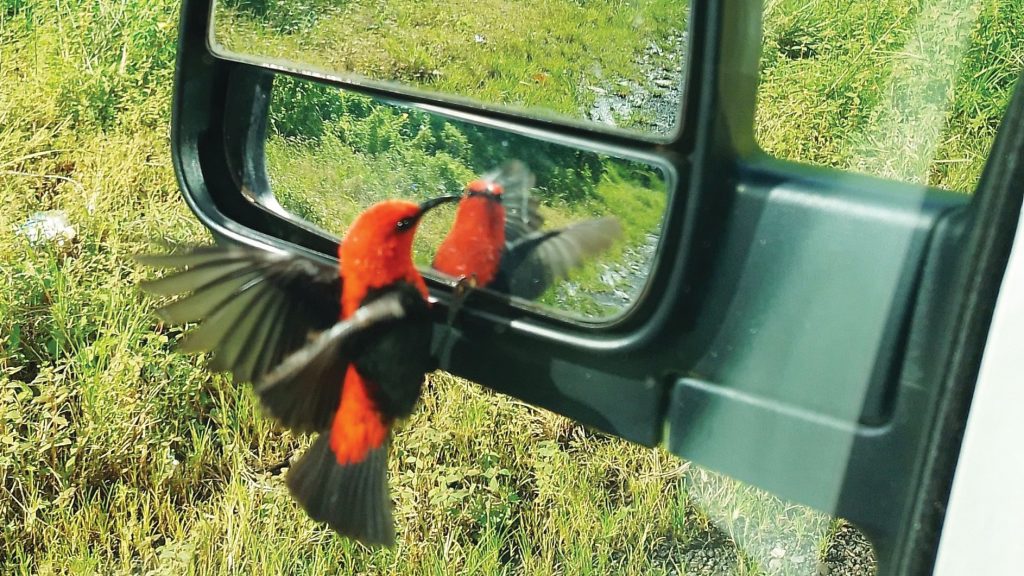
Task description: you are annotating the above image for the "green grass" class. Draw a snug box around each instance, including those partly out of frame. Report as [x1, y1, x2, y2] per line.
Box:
[211, 0, 687, 131]
[5, 0, 1022, 573]
[758, 0, 1024, 192]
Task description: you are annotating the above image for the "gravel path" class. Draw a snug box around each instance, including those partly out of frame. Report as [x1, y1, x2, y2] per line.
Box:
[588, 31, 687, 134]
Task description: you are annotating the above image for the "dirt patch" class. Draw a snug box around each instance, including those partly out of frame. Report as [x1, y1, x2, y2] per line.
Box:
[821, 522, 878, 575]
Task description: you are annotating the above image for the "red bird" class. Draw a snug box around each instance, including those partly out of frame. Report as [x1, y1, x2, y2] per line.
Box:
[137, 195, 458, 546]
[432, 160, 623, 300]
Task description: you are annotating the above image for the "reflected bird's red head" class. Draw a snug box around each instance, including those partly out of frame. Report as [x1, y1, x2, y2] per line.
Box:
[466, 179, 504, 198]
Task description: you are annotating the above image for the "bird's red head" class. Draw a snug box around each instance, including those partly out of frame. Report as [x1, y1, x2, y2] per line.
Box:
[465, 178, 504, 199]
[339, 197, 456, 317]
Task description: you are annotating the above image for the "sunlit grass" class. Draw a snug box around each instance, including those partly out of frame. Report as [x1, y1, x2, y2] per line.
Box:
[211, 0, 687, 130]
[757, 0, 1024, 192]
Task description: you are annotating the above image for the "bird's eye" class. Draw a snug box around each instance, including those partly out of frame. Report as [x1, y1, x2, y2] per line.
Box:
[395, 217, 415, 232]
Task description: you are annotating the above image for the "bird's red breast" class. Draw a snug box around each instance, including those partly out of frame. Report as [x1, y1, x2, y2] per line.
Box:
[330, 200, 431, 465]
[329, 366, 391, 465]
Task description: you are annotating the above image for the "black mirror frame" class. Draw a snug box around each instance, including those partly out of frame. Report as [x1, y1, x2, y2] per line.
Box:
[173, 0, 712, 445]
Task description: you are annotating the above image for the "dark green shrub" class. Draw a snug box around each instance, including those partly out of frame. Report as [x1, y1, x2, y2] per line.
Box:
[269, 77, 605, 202]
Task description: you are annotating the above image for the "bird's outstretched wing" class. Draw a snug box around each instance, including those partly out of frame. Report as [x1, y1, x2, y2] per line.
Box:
[253, 286, 427, 432]
[136, 243, 341, 384]
[497, 216, 623, 300]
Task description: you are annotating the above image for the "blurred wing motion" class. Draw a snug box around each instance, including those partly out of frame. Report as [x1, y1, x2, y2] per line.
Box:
[496, 216, 623, 300]
[253, 287, 419, 433]
[490, 159, 542, 243]
[138, 198, 454, 548]
[495, 161, 623, 299]
[135, 244, 341, 384]
[260, 285, 430, 548]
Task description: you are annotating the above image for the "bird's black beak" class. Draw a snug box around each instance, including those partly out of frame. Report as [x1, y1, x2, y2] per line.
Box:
[466, 189, 503, 203]
[418, 194, 460, 215]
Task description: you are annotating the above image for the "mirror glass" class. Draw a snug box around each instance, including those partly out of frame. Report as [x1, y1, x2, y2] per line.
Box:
[210, 0, 689, 137]
[258, 75, 669, 320]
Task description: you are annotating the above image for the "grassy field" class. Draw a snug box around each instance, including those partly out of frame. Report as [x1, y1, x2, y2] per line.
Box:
[212, 0, 687, 132]
[759, 0, 1024, 192]
[1, 0, 1022, 574]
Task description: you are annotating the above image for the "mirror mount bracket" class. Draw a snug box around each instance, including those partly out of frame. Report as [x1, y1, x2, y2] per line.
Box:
[171, 0, 339, 260]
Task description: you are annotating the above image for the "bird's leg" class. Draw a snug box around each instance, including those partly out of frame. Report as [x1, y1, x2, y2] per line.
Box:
[445, 274, 478, 326]
[433, 275, 478, 368]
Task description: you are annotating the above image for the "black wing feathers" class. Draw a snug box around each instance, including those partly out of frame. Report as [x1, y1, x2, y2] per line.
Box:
[352, 284, 435, 419]
[136, 244, 341, 384]
[497, 216, 623, 300]
[140, 246, 430, 549]
[253, 290, 413, 432]
[287, 434, 395, 547]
